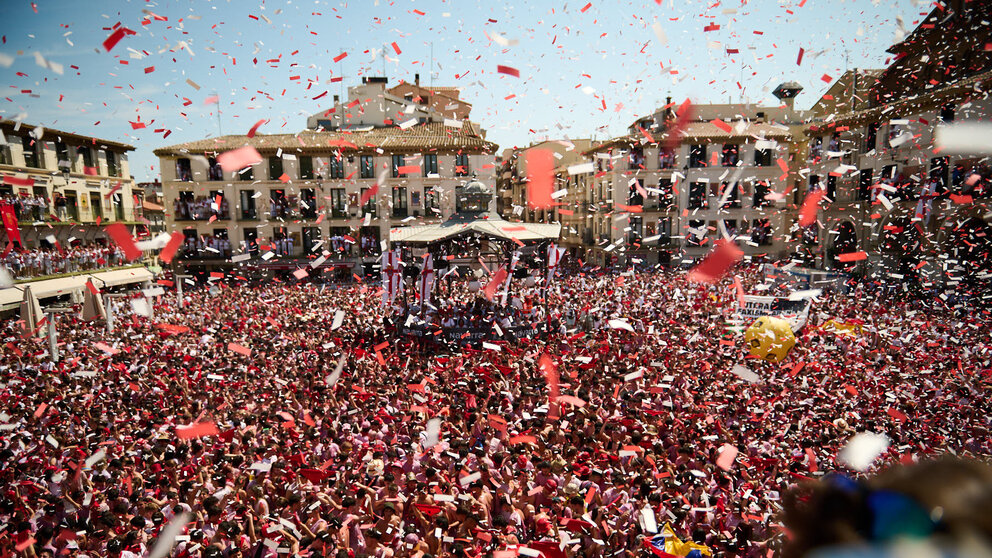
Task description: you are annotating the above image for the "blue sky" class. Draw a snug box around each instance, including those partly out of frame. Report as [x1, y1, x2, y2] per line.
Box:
[0, 0, 925, 181]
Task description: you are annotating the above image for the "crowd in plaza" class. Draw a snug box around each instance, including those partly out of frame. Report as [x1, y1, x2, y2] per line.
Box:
[1, 242, 127, 280]
[0, 266, 990, 558]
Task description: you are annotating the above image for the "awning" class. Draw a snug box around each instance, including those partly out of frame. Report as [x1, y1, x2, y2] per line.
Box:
[0, 266, 154, 311]
[142, 200, 165, 211]
[390, 214, 561, 244]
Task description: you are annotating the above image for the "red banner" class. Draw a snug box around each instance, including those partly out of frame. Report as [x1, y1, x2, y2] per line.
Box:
[0, 202, 21, 247]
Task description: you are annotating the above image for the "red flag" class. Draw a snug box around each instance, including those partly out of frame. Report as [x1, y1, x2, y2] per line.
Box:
[0, 203, 22, 246]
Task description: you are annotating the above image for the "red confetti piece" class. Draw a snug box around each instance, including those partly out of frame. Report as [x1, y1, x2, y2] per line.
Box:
[227, 342, 251, 356]
[796, 47, 804, 66]
[160, 232, 185, 264]
[799, 190, 825, 226]
[360, 184, 378, 205]
[836, 251, 868, 262]
[4, 176, 34, 187]
[144, 66, 155, 73]
[397, 165, 420, 175]
[580, 2, 592, 12]
[333, 52, 347, 63]
[203, 94, 219, 105]
[129, 121, 146, 130]
[176, 422, 220, 439]
[483, 267, 508, 301]
[217, 146, 262, 173]
[704, 23, 720, 32]
[412, 9, 426, 15]
[497, 65, 520, 77]
[525, 149, 554, 210]
[247, 119, 267, 138]
[821, 74, 833, 83]
[711, 119, 732, 133]
[391, 42, 401, 55]
[105, 223, 142, 261]
[102, 26, 135, 52]
[688, 240, 743, 284]
[509, 435, 537, 445]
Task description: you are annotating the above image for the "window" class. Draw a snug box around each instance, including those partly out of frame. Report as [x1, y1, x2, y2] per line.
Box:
[828, 133, 840, 153]
[207, 157, 223, 181]
[361, 187, 377, 217]
[392, 187, 408, 218]
[22, 136, 40, 169]
[754, 148, 772, 167]
[751, 218, 772, 246]
[423, 154, 438, 177]
[240, 165, 254, 180]
[454, 153, 470, 177]
[301, 188, 317, 219]
[658, 147, 675, 169]
[240, 190, 257, 220]
[0, 143, 10, 166]
[299, 156, 314, 179]
[939, 104, 955, 123]
[628, 147, 645, 169]
[809, 137, 823, 161]
[809, 174, 821, 191]
[857, 169, 873, 201]
[270, 189, 288, 219]
[108, 151, 122, 177]
[78, 146, 95, 170]
[826, 175, 837, 200]
[303, 227, 321, 254]
[687, 219, 706, 246]
[424, 187, 440, 215]
[209, 190, 229, 219]
[269, 157, 284, 180]
[657, 178, 673, 210]
[391, 154, 405, 178]
[175, 158, 193, 182]
[689, 145, 706, 168]
[628, 179, 644, 206]
[361, 155, 374, 179]
[720, 182, 740, 208]
[175, 191, 195, 220]
[864, 123, 879, 153]
[688, 181, 707, 209]
[113, 192, 125, 221]
[55, 142, 69, 171]
[244, 228, 259, 254]
[721, 144, 739, 167]
[753, 181, 770, 207]
[330, 188, 347, 218]
[329, 155, 344, 179]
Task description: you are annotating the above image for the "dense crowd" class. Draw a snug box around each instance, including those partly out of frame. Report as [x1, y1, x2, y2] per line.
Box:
[1, 243, 127, 279]
[0, 267, 990, 558]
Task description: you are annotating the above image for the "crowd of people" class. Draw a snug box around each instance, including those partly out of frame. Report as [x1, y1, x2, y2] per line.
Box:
[1, 194, 49, 222]
[1, 242, 127, 279]
[0, 266, 990, 558]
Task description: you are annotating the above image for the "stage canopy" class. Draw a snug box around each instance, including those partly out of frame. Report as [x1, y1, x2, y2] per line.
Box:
[389, 177, 560, 245]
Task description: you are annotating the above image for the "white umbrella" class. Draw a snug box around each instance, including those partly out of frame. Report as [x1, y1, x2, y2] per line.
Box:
[18, 285, 45, 338]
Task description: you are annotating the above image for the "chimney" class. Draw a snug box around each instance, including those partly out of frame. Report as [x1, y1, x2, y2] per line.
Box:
[772, 82, 803, 110]
[415, 73, 420, 87]
[333, 95, 339, 103]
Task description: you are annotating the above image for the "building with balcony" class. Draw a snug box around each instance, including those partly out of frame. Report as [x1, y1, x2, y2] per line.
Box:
[803, 0, 992, 291]
[155, 79, 497, 277]
[568, 94, 809, 268]
[0, 120, 141, 248]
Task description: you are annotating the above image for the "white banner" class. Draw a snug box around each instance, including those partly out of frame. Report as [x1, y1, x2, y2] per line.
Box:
[734, 295, 811, 332]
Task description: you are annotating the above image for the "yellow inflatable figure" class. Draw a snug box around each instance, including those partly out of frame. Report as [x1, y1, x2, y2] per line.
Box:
[744, 316, 796, 363]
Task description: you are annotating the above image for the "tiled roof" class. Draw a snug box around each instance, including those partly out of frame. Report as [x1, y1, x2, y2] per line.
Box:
[153, 121, 497, 157]
[0, 120, 135, 151]
[587, 121, 792, 153]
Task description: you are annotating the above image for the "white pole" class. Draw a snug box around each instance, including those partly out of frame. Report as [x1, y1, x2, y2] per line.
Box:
[105, 295, 115, 333]
[47, 312, 58, 363]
